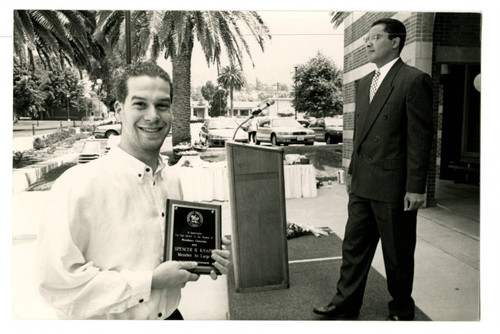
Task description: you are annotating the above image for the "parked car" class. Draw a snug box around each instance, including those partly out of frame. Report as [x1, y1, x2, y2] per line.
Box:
[93, 122, 121, 138]
[78, 140, 103, 164]
[199, 118, 248, 147]
[104, 135, 121, 155]
[297, 119, 311, 128]
[255, 117, 315, 146]
[308, 116, 343, 144]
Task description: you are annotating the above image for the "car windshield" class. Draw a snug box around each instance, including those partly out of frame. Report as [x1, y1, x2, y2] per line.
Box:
[271, 119, 302, 128]
[208, 119, 237, 129]
[325, 118, 343, 126]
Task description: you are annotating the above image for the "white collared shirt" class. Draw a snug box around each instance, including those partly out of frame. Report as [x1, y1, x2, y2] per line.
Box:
[375, 57, 400, 88]
[36, 146, 183, 319]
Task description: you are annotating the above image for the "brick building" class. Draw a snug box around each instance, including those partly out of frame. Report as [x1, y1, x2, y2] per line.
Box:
[341, 12, 481, 205]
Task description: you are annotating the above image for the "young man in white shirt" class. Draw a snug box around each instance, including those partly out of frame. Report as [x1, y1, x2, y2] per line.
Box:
[36, 62, 231, 320]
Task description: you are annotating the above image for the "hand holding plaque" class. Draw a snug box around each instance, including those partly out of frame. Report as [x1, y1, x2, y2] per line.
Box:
[164, 200, 222, 275]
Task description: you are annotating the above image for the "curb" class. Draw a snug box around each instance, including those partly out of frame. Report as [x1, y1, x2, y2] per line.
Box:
[12, 153, 78, 194]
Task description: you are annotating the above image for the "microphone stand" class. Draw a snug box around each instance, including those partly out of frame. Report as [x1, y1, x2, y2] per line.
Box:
[231, 99, 274, 141]
[232, 114, 257, 141]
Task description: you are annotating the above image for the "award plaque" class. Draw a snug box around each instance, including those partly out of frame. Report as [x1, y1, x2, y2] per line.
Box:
[164, 199, 222, 275]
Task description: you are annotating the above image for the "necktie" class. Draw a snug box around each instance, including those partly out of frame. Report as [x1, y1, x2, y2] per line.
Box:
[369, 70, 381, 103]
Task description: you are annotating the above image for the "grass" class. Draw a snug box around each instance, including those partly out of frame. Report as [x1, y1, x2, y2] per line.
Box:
[166, 143, 344, 180]
[26, 162, 76, 191]
[281, 145, 343, 180]
[27, 143, 343, 191]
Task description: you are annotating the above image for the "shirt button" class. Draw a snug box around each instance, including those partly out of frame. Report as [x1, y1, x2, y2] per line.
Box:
[158, 312, 163, 318]
[146, 168, 150, 172]
[153, 181, 156, 186]
[161, 212, 165, 217]
[139, 299, 144, 303]
[138, 174, 142, 177]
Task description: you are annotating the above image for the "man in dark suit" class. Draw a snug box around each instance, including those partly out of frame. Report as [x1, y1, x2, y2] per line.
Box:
[313, 18, 434, 320]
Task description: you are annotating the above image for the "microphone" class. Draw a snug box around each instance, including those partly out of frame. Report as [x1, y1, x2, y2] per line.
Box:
[251, 99, 275, 116]
[232, 99, 275, 140]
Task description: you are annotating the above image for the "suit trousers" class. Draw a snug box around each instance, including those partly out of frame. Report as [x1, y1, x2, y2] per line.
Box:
[332, 193, 418, 318]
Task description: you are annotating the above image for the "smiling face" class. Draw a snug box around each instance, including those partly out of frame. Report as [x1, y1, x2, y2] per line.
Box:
[114, 75, 172, 165]
[365, 23, 401, 68]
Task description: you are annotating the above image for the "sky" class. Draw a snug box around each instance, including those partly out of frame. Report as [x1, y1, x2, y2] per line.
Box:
[158, 10, 344, 88]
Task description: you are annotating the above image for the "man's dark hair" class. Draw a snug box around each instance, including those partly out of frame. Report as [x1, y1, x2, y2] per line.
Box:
[113, 62, 173, 103]
[371, 18, 406, 53]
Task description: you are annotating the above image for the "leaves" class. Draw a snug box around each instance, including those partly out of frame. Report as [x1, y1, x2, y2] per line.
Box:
[295, 53, 343, 117]
[14, 10, 102, 71]
[217, 64, 247, 117]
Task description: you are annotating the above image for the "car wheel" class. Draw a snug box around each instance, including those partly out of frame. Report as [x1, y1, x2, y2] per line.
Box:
[256, 140, 261, 145]
[105, 130, 118, 138]
[271, 134, 278, 146]
[326, 134, 332, 144]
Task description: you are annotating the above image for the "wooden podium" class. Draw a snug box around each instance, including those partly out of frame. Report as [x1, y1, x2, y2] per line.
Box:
[226, 141, 289, 292]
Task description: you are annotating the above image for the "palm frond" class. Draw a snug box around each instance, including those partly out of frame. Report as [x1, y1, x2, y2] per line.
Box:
[329, 11, 350, 28]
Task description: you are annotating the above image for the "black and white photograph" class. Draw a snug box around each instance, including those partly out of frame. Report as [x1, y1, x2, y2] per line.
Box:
[4, 1, 499, 333]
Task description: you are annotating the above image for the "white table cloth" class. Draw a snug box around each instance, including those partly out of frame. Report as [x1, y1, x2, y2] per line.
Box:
[174, 162, 316, 202]
[283, 164, 317, 199]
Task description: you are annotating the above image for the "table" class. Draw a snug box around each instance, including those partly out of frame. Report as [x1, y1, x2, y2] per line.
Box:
[283, 164, 317, 199]
[173, 162, 316, 202]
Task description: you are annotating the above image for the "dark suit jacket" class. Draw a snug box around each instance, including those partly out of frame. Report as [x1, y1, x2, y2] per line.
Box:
[348, 58, 434, 203]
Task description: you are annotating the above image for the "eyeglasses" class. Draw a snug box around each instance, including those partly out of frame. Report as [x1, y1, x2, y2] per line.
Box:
[363, 34, 389, 44]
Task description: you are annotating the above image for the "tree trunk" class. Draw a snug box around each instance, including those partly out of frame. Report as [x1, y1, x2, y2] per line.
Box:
[171, 47, 193, 148]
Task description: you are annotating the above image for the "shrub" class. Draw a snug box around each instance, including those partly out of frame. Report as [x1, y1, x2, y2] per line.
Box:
[33, 137, 46, 150]
[33, 128, 77, 150]
[13, 150, 35, 168]
[80, 124, 96, 133]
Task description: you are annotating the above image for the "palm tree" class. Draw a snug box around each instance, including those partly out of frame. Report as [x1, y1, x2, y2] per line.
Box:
[217, 64, 247, 117]
[94, 10, 270, 146]
[14, 10, 104, 73]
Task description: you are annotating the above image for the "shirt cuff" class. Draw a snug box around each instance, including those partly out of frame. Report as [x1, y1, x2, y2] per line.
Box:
[121, 270, 152, 306]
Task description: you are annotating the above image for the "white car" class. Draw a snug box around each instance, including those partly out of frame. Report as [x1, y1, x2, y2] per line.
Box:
[93, 122, 121, 138]
[255, 118, 315, 146]
[199, 118, 249, 147]
[78, 140, 103, 164]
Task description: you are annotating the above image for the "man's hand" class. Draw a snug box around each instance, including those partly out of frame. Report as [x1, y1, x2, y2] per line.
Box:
[404, 192, 425, 211]
[152, 261, 200, 289]
[209, 236, 232, 280]
[345, 173, 352, 194]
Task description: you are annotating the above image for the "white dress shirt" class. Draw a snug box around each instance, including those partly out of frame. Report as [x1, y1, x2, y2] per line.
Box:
[374, 57, 400, 91]
[36, 146, 183, 319]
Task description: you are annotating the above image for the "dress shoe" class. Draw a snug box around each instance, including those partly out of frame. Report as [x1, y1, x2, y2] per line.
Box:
[313, 303, 359, 319]
[387, 314, 414, 321]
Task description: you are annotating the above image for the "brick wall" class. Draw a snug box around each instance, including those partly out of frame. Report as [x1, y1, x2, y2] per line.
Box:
[433, 13, 481, 47]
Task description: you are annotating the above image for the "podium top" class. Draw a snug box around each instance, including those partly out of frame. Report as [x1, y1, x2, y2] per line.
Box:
[225, 141, 284, 153]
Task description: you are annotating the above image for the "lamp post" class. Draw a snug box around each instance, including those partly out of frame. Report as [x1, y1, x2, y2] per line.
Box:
[294, 66, 298, 120]
[217, 86, 223, 116]
[66, 93, 70, 123]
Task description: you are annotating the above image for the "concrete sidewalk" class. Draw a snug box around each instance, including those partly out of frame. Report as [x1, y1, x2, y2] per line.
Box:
[287, 181, 480, 321]
[11, 179, 480, 320]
